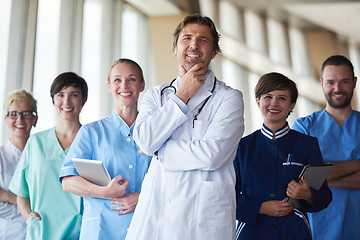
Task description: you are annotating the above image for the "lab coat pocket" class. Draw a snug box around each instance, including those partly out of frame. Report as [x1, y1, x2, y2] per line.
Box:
[192, 120, 209, 141]
[197, 181, 234, 227]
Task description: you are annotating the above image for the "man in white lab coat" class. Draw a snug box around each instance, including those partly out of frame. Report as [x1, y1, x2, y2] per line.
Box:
[126, 14, 245, 240]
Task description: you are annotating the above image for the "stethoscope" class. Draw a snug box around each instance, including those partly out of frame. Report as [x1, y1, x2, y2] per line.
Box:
[161, 77, 217, 128]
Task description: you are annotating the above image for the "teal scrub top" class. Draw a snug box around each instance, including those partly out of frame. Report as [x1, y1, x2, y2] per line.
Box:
[9, 128, 82, 240]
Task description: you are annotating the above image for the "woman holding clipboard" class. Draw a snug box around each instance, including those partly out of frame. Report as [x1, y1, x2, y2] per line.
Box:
[234, 72, 332, 240]
[59, 59, 152, 240]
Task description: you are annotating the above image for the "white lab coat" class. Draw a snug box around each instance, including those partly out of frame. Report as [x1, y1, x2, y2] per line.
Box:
[126, 71, 244, 240]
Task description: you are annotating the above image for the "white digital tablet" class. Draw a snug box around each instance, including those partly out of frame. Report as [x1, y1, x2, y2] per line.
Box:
[72, 158, 111, 186]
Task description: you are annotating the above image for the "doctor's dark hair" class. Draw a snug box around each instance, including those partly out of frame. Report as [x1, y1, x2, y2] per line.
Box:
[321, 55, 355, 80]
[172, 14, 221, 55]
[107, 58, 144, 83]
[50, 72, 88, 104]
[255, 72, 298, 104]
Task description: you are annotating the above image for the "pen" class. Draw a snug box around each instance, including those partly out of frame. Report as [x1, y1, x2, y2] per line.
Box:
[289, 154, 292, 165]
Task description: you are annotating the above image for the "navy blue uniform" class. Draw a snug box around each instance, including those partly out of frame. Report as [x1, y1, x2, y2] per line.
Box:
[234, 124, 332, 240]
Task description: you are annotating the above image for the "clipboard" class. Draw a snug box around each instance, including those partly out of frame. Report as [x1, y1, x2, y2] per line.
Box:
[285, 163, 333, 207]
[72, 158, 111, 186]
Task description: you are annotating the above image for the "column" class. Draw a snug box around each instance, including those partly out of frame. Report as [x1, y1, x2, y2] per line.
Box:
[266, 15, 290, 66]
[58, 0, 84, 73]
[2, 0, 38, 143]
[5, 0, 38, 92]
[199, 0, 222, 79]
[288, 26, 314, 77]
[199, 0, 218, 23]
[219, 0, 244, 42]
[349, 43, 360, 109]
[98, 0, 124, 117]
[244, 9, 267, 55]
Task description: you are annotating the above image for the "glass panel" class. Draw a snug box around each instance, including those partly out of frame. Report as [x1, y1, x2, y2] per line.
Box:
[0, 0, 11, 141]
[32, 0, 61, 133]
[249, 72, 262, 132]
[81, 0, 102, 124]
[0, 0, 11, 104]
[121, 9, 139, 61]
[121, 7, 151, 99]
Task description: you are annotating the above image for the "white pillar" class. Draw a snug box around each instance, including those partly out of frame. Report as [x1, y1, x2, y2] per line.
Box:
[267, 16, 290, 66]
[58, 0, 84, 73]
[5, 0, 38, 92]
[199, 0, 222, 78]
[199, 0, 218, 22]
[288, 26, 314, 77]
[219, 0, 244, 42]
[249, 72, 263, 133]
[2, 0, 38, 143]
[349, 43, 360, 109]
[244, 10, 267, 55]
[98, 0, 124, 117]
[222, 59, 253, 134]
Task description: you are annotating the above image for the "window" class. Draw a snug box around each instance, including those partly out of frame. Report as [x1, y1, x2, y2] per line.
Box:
[80, 0, 102, 124]
[0, 0, 11, 142]
[32, 0, 61, 132]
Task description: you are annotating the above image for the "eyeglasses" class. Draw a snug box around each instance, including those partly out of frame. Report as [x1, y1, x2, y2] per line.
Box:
[7, 111, 37, 119]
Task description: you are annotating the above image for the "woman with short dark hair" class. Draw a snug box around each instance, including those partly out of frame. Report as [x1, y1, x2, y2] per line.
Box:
[9, 72, 88, 239]
[234, 72, 332, 240]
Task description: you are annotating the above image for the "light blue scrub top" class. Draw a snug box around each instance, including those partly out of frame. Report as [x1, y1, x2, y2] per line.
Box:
[9, 128, 82, 240]
[293, 109, 360, 240]
[59, 111, 152, 240]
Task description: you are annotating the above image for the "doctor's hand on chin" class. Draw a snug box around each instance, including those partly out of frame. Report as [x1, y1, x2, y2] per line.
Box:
[176, 63, 207, 104]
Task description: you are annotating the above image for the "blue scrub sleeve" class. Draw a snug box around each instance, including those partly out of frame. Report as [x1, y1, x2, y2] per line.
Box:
[292, 118, 309, 135]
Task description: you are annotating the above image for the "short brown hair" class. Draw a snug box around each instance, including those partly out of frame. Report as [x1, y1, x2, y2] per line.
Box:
[255, 72, 298, 104]
[321, 55, 355, 80]
[50, 72, 88, 104]
[172, 14, 221, 55]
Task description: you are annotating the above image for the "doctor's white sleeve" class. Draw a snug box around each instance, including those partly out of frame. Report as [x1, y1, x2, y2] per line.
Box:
[134, 86, 245, 171]
[133, 87, 189, 155]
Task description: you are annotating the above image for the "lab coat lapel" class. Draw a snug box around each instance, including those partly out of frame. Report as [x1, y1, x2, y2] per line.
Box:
[187, 73, 215, 113]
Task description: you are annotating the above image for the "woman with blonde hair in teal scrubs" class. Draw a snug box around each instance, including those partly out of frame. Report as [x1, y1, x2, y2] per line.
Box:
[9, 72, 88, 239]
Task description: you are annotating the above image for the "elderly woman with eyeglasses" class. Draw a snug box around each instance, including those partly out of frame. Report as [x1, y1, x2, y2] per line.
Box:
[9, 72, 88, 239]
[0, 90, 37, 240]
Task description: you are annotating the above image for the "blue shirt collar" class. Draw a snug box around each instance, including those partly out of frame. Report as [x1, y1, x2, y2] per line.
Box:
[110, 110, 134, 136]
[261, 123, 290, 140]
